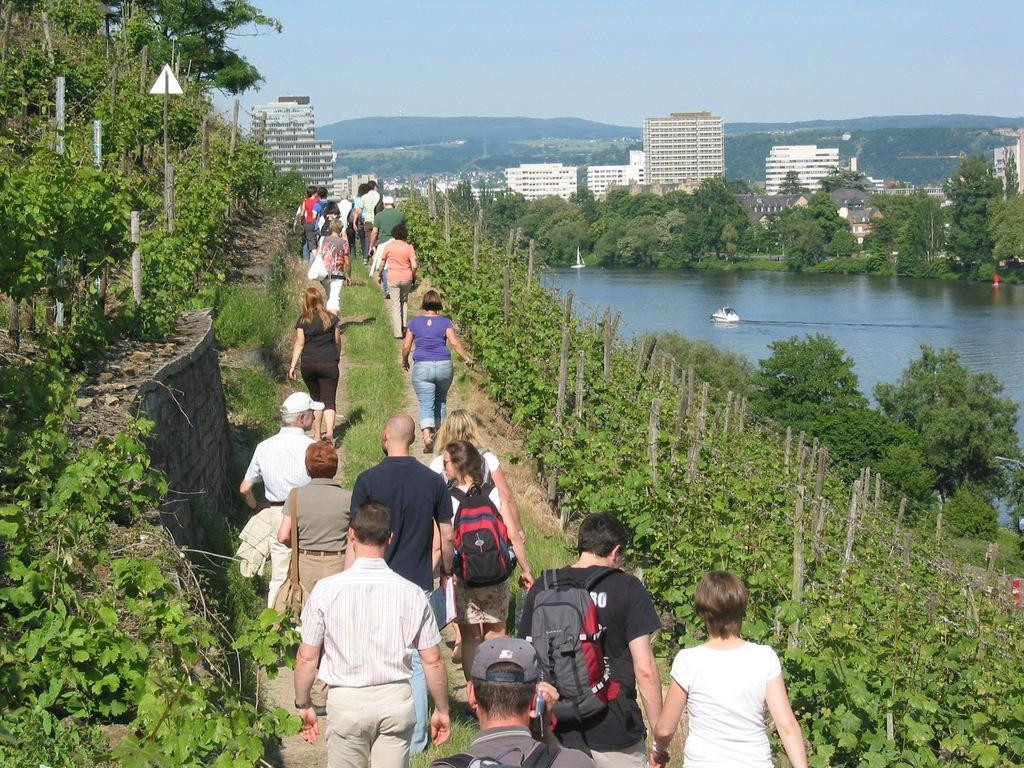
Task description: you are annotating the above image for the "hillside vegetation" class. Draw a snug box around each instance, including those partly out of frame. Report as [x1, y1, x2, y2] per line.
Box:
[406, 196, 1024, 767]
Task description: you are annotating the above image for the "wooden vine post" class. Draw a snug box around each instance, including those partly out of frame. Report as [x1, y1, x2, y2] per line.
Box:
[602, 309, 620, 383]
[472, 208, 482, 269]
[427, 179, 437, 218]
[527, 239, 534, 287]
[843, 479, 861, 564]
[784, 426, 792, 471]
[686, 382, 710, 479]
[789, 489, 805, 650]
[555, 294, 574, 425]
[502, 261, 511, 324]
[200, 114, 210, 171]
[228, 98, 239, 157]
[648, 399, 661, 485]
[896, 496, 907, 530]
[575, 349, 585, 418]
[444, 196, 450, 242]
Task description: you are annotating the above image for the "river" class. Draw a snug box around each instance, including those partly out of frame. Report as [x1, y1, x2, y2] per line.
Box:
[544, 268, 1024, 442]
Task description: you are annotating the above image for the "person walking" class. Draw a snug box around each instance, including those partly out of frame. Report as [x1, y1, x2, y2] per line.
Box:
[430, 638, 596, 768]
[288, 286, 341, 444]
[650, 571, 808, 768]
[518, 513, 664, 768]
[401, 289, 472, 452]
[442, 441, 534, 682]
[318, 219, 351, 313]
[238, 392, 322, 607]
[379, 223, 417, 338]
[369, 195, 406, 277]
[294, 500, 452, 767]
[299, 185, 319, 262]
[354, 180, 381, 265]
[349, 413, 455, 755]
[276, 442, 351, 599]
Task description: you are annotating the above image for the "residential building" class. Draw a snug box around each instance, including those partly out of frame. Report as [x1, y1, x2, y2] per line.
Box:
[764, 145, 840, 194]
[736, 194, 809, 226]
[643, 112, 724, 185]
[994, 135, 1024, 194]
[251, 96, 335, 186]
[505, 163, 577, 200]
[586, 151, 645, 198]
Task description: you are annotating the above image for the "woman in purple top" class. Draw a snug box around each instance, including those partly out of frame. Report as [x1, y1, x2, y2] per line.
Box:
[401, 289, 473, 452]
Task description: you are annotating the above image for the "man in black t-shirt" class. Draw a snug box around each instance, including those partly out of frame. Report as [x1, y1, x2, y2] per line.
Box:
[518, 513, 663, 768]
[349, 412, 455, 755]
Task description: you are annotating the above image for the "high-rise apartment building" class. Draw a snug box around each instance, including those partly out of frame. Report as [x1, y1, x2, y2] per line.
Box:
[505, 163, 577, 200]
[587, 151, 645, 198]
[643, 112, 724, 185]
[251, 96, 335, 186]
[994, 135, 1024, 195]
[764, 145, 840, 194]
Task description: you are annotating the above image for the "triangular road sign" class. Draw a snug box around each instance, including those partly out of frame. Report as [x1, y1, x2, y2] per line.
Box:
[149, 64, 183, 95]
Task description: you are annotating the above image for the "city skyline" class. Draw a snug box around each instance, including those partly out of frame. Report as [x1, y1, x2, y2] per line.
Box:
[215, 0, 1024, 129]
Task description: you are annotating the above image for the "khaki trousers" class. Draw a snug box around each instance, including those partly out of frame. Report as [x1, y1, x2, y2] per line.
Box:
[297, 552, 345, 603]
[265, 506, 290, 608]
[387, 280, 414, 338]
[326, 681, 416, 768]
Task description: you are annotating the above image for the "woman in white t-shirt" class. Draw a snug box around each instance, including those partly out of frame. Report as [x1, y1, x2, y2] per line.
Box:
[651, 571, 808, 768]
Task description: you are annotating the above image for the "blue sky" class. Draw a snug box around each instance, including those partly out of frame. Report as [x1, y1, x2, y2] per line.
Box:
[214, 0, 1024, 129]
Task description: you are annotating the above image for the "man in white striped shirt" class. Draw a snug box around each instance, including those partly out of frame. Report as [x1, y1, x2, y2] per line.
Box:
[294, 500, 452, 767]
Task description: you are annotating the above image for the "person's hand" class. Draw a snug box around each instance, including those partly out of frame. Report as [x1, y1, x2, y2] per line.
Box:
[649, 743, 670, 768]
[519, 571, 534, 590]
[297, 708, 320, 744]
[430, 710, 451, 746]
[402, 358, 410, 371]
[288, 366, 298, 381]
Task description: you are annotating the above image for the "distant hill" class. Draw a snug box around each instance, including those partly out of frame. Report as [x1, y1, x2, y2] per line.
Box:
[727, 114, 1024, 135]
[317, 116, 639, 149]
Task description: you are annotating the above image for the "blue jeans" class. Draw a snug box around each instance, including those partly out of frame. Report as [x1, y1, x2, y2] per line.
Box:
[411, 360, 453, 430]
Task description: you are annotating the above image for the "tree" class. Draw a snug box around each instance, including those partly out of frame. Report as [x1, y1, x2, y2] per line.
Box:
[752, 334, 867, 422]
[820, 168, 872, 193]
[875, 345, 1020, 499]
[944, 155, 1002, 273]
[570, 187, 600, 225]
[1004, 151, 1019, 198]
[991, 195, 1024, 262]
[773, 208, 826, 270]
[943, 484, 998, 537]
[779, 171, 808, 195]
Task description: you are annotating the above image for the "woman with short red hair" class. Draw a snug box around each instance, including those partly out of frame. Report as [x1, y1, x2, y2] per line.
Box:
[275, 442, 351, 602]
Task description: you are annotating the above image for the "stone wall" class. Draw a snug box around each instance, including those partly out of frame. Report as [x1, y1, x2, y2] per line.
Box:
[137, 310, 232, 547]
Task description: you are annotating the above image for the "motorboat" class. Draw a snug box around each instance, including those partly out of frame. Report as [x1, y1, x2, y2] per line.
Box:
[711, 306, 740, 323]
[570, 246, 585, 269]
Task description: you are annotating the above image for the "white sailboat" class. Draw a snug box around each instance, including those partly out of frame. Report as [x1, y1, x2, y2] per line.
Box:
[571, 246, 585, 269]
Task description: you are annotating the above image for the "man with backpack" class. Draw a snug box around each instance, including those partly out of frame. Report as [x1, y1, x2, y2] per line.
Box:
[431, 638, 596, 768]
[298, 185, 319, 261]
[518, 514, 663, 768]
[354, 180, 382, 264]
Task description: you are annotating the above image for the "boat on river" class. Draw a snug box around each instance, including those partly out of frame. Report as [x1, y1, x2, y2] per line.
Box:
[711, 306, 740, 323]
[570, 246, 585, 269]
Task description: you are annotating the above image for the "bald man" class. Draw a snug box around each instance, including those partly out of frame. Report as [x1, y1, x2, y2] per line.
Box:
[348, 412, 455, 754]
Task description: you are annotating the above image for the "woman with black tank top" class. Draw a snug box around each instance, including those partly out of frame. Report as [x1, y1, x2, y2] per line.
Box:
[288, 286, 341, 443]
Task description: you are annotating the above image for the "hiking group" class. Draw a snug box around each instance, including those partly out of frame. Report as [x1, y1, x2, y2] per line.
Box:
[233, 190, 810, 768]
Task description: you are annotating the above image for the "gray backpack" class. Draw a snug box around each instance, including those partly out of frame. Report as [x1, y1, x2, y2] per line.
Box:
[431, 745, 559, 768]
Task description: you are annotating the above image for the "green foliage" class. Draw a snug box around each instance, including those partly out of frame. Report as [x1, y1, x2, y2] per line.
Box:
[778, 170, 809, 194]
[943, 485, 998, 538]
[876, 346, 1020, 498]
[990, 195, 1024, 262]
[752, 334, 867, 418]
[215, 285, 288, 348]
[656, 332, 754, 397]
[406, 197, 1024, 767]
[944, 155, 1003, 273]
[222, 365, 281, 434]
[820, 169, 873, 193]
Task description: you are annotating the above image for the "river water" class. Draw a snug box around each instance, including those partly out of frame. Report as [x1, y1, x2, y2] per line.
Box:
[544, 268, 1024, 441]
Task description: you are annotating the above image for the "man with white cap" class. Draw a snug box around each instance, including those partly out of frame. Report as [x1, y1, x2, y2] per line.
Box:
[431, 638, 596, 768]
[369, 195, 406, 285]
[239, 391, 323, 607]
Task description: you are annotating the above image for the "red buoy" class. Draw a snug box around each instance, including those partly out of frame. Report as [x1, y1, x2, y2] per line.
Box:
[993, 273, 1001, 286]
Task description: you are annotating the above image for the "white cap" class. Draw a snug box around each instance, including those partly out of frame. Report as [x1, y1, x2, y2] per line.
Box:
[281, 391, 324, 415]
[382, 195, 395, 205]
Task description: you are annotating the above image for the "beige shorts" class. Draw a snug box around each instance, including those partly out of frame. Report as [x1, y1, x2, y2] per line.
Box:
[455, 578, 509, 625]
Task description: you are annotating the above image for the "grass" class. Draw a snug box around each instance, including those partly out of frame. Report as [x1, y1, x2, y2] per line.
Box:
[952, 526, 1024, 577]
[214, 283, 288, 349]
[336, 267, 409, 485]
[221, 365, 280, 436]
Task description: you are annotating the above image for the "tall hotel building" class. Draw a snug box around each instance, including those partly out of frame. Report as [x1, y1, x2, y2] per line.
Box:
[764, 145, 840, 194]
[251, 96, 335, 186]
[642, 112, 725, 185]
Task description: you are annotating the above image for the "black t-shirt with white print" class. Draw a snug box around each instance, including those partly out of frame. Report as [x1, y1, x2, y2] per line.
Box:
[517, 565, 661, 752]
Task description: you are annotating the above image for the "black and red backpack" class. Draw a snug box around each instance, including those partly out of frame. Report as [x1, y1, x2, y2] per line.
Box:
[451, 483, 517, 587]
[525, 567, 621, 723]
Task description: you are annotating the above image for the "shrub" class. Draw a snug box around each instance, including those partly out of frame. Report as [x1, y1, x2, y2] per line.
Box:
[944, 484, 998, 537]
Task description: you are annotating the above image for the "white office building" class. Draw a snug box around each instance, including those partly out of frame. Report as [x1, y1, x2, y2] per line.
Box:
[642, 112, 725, 185]
[505, 163, 577, 200]
[251, 96, 336, 186]
[587, 151, 645, 198]
[994, 136, 1024, 195]
[764, 145, 840, 194]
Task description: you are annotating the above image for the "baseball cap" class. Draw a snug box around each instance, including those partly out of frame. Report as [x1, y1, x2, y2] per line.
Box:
[470, 638, 539, 683]
[382, 195, 395, 205]
[280, 391, 325, 415]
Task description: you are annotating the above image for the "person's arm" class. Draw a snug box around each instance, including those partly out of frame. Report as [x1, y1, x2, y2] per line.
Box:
[288, 328, 305, 381]
[239, 454, 262, 511]
[431, 522, 442, 578]
[401, 329, 414, 371]
[495, 491, 533, 589]
[409, 245, 418, 282]
[651, 679, 687, 767]
[277, 512, 292, 545]
[420, 643, 451, 746]
[294, 642, 321, 744]
[766, 675, 808, 768]
[437, 521, 455, 575]
[445, 326, 473, 364]
[490, 465, 523, 541]
[370, 225, 379, 249]
[629, 633, 664, 737]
